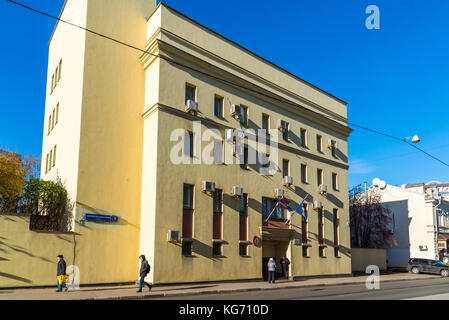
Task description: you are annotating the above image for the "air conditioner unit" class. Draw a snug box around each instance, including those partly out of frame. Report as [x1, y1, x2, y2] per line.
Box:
[167, 230, 181, 243]
[327, 139, 337, 149]
[202, 181, 216, 193]
[318, 184, 328, 194]
[232, 186, 244, 198]
[230, 104, 242, 118]
[278, 120, 288, 131]
[313, 201, 323, 210]
[274, 189, 284, 198]
[283, 176, 293, 187]
[185, 100, 199, 114]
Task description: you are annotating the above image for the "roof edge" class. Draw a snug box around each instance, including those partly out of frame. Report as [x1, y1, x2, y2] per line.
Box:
[48, 0, 69, 46]
[156, 1, 348, 106]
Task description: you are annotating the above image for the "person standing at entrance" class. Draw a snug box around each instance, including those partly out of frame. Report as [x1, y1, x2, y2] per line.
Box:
[281, 256, 290, 279]
[267, 258, 276, 284]
[137, 255, 152, 292]
[56, 254, 68, 292]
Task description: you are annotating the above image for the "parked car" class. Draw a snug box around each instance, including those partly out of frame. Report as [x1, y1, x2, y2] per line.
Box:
[406, 258, 449, 277]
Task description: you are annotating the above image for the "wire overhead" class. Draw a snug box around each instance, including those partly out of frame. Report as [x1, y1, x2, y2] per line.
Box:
[4, 0, 449, 168]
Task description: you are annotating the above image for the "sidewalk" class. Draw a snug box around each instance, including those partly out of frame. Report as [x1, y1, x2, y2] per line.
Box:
[0, 272, 438, 300]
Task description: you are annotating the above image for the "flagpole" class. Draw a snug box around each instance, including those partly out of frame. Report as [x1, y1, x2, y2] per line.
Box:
[285, 194, 310, 225]
[265, 190, 288, 222]
[265, 205, 277, 222]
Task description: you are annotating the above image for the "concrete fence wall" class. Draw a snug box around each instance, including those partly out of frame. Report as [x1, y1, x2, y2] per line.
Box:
[0, 212, 140, 288]
[351, 248, 387, 272]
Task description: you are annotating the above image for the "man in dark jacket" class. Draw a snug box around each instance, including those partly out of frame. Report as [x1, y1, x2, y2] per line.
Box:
[56, 254, 68, 292]
[280, 256, 290, 279]
[137, 255, 152, 292]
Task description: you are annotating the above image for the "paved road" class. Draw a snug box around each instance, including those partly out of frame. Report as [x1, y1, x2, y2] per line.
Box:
[155, 278, 449, 300]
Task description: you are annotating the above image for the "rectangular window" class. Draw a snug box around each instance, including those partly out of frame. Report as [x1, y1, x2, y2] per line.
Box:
[262, 197, 284, 220]
[318, 208, 324, 245]
[333, 208, 339, 257]
[282, 123, 289, 141]
[182, 242, 192, 256]
[52, 109, 55, 129]
[332, 173, 338, 191]
[49, 149, 53, 171]
[240, 145, 248, 169]
[45, 154, 49, 174]
[53, 146, 56, 167]
[214, 139, 223, 164]
[302, 246, 309, 257]
[317, 169, 323, 186]
[182, 184, 194, 239]
[55, 103, 59, 125]
[184, 131, 194, 158]
[213, 189, 223, 240]
[317, 135, 322, 152]
[48, 115, 52, 135]
[301, 205, 308, 244]
[319, 246, 326, 258]
[239, 194, 248, 242]
[185, 84, 196, 104]
[282, 159, 289, 178]
[239, 194, 248, 215]
[239, 243, 248, 256]
[51, 74, 55, 93]
[183, 184, 194, 209]
[213, 243, 222, 256]
[262, 114, 270, 134]
[213, 189, 223, 213]
[240, 105, 248, 126]
[214, 96, 223, 118]
[300, 129, 307, 147]
[58, 59, 62, 81]
[301, 164, 308, 183]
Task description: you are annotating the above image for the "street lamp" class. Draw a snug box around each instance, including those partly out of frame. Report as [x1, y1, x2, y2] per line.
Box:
[405, 135, 421, 144]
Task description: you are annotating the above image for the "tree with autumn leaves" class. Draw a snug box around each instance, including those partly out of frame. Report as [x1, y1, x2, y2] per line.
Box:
[0, 150, 40, 213]
[0, 149, 73, 231]
[349, 187, 394, 249]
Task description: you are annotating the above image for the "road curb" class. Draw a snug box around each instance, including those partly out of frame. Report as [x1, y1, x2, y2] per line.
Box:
[85, 274, 437, 300]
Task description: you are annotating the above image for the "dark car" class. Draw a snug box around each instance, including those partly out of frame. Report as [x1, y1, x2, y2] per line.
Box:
[406, 258, 449, 277]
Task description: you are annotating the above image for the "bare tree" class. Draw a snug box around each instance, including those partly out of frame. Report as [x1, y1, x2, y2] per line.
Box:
[350, 187, 393, 248]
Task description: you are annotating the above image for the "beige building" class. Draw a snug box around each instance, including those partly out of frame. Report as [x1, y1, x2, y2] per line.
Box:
[31, 0, 353, 286]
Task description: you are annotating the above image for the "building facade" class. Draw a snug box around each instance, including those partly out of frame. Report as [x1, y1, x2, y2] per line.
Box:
[378, 182, 449, 268]
[39, 0, 352, 285]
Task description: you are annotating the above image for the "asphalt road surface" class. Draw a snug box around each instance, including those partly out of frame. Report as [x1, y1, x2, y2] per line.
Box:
[155, 278, 449, 300]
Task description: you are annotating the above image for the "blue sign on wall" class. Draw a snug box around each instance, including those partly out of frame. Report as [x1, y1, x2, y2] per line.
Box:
[83, 214, 119, 223]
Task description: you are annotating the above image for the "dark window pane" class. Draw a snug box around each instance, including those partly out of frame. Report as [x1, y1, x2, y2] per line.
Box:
[185, 85, 196, 103]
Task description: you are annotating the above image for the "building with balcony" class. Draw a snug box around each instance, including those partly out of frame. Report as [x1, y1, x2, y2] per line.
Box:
[38, 0, 352, 285]
[377, 181, 449, 268]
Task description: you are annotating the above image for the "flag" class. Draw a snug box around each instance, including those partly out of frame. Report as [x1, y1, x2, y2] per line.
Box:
[295, 200, 307, 221]
[276, 195, 293, 212]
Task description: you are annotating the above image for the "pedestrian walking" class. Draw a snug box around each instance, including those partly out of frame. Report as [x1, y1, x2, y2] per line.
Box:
[56, 254, 68, 292]
[267, 258, 276, 284]
[137, 255, 152, 292]
[280, 256, 290, 279]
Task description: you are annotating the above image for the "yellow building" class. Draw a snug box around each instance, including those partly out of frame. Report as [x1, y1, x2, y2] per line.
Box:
[32, 0, 353, 286]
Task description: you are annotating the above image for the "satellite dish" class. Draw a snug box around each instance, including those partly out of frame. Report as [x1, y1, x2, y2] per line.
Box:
[379, 181, 387, 189]
[372, 178, 381, 186]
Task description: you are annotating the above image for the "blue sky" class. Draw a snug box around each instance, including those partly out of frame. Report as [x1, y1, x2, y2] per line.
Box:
[1, 0, 448, 189]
